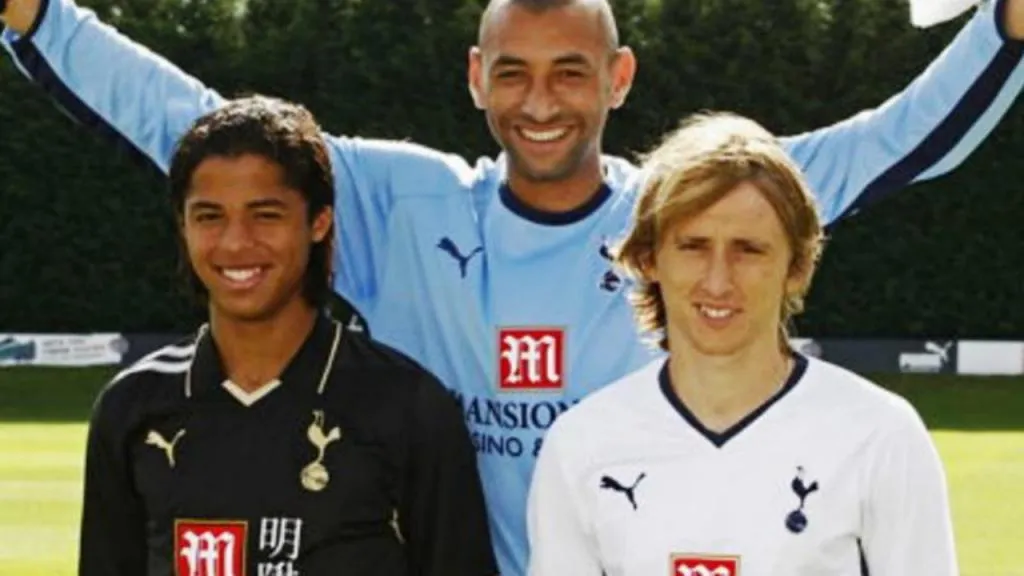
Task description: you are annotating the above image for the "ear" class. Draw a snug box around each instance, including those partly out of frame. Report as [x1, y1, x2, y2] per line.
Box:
[785, 257, 811, 297]
[312, 206, 333, 244]
[468, 46, 487, 110]
[608, 46, 637, 110]
[638, 248, 659, 285]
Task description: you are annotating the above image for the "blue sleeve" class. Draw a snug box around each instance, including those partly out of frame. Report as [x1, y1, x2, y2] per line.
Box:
[781, 0, 1024, 224]
[1, 0, 226, 172]
[325, 137, 477, 318]
[0, 0, 477, 320]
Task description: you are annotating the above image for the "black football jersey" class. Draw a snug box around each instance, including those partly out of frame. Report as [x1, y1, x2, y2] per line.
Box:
[78, 313, 497, 576]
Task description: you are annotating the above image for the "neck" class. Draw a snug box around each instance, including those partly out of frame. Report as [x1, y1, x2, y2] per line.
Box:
[505, 153, 604, 214]
[209, 298, 318, 393]
[667, 332, 793, 434]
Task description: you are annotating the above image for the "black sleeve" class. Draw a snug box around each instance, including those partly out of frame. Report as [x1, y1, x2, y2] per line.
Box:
[400, 372, 498, 576]
[78, 383, 148, 576]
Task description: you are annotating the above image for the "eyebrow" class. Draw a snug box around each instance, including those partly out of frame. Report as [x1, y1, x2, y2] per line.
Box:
[186, 200, 222, 213]
[246, 198, 288, 210]
[491, 52, 594, 68]
[734, 238, 772, 250]
[552, 53, 593, 66]
[674, 235, 773, 248]
[186, 198, 289, 212]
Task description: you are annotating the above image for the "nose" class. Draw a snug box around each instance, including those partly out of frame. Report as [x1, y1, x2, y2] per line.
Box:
[700, 249, 734, 298]
[219, 216, 256, 252]
[521, 80, 560, 124]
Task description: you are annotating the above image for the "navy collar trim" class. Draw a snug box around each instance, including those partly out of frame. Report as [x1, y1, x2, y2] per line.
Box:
[658, 352, 809, 448]
[499, 182, 612, 226]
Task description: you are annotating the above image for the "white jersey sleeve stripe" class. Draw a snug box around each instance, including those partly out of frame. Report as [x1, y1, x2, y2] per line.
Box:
[110, 358, 191, 385]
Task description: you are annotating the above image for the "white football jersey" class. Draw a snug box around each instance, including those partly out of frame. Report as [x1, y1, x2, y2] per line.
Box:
[527, 354, 957, 576]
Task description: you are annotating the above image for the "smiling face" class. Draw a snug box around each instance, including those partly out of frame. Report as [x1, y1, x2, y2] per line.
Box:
[613, 112, 824, 354]
[468, 0, 635, 184]
[181, 154, 332, 323]
[649, 181, 802, 358]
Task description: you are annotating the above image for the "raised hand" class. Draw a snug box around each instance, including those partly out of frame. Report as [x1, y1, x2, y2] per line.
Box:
[0, 0, 43, 35]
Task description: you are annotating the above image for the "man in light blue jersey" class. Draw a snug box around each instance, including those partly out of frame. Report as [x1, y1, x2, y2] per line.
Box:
[3, 0, 1024, 574]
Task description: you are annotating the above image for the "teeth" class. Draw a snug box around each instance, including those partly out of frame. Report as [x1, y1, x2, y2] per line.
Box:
[521, 127, 568, 142]
[222, 268, 260, 282]
[699, 305, 734, 319]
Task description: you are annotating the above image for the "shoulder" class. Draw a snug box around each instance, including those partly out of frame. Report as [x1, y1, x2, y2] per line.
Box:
[91, 334, 197, 426]
[600, 154, 647, 223]
[334, 331, 465, 433]
[602, 153, 643, 185]
[338, 328, 430, 375]
[325, 135, 503, 200]
[106, 335, 196, 391]
[546, 359, 663, 448]
[336, 330, 455, 401]
[801, 356, 928, 436]
[109, 336, 196, 385]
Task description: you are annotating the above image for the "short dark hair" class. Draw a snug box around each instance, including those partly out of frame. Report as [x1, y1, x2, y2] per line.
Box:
[168, 95, 335, 309]
[478, 0, 619, 50]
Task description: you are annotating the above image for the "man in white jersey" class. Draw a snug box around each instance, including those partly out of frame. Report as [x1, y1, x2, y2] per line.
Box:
[527, 112, 956, 576]
[1, 0, 1015, 573]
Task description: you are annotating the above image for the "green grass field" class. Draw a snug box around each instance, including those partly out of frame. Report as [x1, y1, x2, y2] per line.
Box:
[1, 367, 1022, 575]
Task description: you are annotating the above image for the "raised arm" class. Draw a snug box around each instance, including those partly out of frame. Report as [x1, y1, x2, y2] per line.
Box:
[1, 0, 225, 172]
[782, 0, 1024, 224]
[1, 0, 484, 326]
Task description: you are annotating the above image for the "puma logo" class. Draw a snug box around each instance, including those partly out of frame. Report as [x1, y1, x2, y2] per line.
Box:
[145, 428, 186, 468]
[390, 508, 405, 544]
[600, 472, 646, 510]
[436, 237, 483, 278]
[346, 315, 364, 333]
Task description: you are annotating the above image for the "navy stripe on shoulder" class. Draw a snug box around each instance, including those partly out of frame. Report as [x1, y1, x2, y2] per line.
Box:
[11, 26, 161, 174]
[833, 39, 1024, 224]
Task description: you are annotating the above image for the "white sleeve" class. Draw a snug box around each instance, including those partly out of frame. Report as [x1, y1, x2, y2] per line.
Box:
[526, 423, 603, 576]
[860, 403, 958, 575]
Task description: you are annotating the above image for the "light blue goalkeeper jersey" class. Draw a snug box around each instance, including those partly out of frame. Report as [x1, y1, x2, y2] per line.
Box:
[4, 0, 1022, 573]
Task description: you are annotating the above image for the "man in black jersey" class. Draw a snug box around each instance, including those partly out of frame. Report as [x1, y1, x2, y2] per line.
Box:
[78, 95, 497, 576]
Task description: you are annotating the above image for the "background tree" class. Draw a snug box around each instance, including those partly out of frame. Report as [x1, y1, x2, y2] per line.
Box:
[0, 0, 1020, 337]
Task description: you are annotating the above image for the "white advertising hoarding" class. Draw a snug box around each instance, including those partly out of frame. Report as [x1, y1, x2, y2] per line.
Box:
[0, 333, 127, 367]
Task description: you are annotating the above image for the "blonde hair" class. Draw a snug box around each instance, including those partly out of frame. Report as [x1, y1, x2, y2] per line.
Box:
[615, 112, 825, 351]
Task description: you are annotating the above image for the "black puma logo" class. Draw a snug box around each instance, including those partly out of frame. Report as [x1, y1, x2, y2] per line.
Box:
[437, 237, 484, 278]
[600, 472, 646, 510]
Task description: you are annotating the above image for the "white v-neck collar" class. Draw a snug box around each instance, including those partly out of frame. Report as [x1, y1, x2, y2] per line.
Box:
[221, 379, 283, 407]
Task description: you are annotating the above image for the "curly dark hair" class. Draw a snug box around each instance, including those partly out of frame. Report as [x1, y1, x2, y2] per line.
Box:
[168, 95, 335, 308]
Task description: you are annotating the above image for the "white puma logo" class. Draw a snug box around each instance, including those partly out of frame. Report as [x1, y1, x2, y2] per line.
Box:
[347, 315, 364, 333]
[145, 429, 186, 468]
[390, 508, 405, 544]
